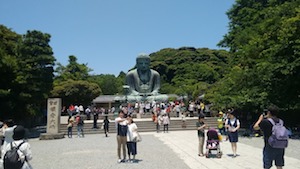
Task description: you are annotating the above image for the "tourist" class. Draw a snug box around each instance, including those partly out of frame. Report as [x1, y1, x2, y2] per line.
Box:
[1, 125, 33, 169]
[166, 104, 171, 118]
[126, 116, 138, 163]
[85, 107, 91, 120]
[139, 102, 144, 114]
[79, 104, 84, 115]
[145, 102, 151, 113]
[92, 108, 99, 129]
[74, 105, 79, 114]
[199, 101, 205, 114]
[115, 110, 128, 163]
[253, 105, 286, 169]
[156, 113, 163, 133]
[181, 112, 186, 128]
[175, 103, 181, 117]
[110, 106, 115, 114]
[188, 101, 195, 117]
[103, 115, 110, 137]
[225, 110, 240, 157]
[67, 116, 74, 138]
[75, 114, 84, 138]
[134, 102, 139, 114]
[162, 114, 170, 133]
[68, 104, 75, 114]
[1, 119, 16, 156]
[217, 111, 226, 135]
[196, 115, 206, 157]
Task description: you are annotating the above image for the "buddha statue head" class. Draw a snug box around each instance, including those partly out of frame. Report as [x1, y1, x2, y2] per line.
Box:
[136, 53, 151, 72]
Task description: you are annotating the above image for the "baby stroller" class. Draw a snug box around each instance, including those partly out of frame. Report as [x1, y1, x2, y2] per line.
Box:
[205, 128, 222, 158]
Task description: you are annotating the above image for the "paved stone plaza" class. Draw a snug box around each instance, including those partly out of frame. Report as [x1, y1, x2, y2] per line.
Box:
[28, 130, 300, 169]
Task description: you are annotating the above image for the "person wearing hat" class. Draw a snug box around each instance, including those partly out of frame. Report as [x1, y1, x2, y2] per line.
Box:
[217, 111, 226, 135]
[1, 125, 32, 169]
[225, 110, 240, 157]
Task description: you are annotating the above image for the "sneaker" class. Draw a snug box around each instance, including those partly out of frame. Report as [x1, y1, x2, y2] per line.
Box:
[117, 159, 122, 163]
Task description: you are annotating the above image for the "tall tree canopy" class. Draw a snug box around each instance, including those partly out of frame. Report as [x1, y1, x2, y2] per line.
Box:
[150, 47, 230, 98]
[55, 55, 91, 81]
[206, 0, 300, 120]
[52, 55, 101, 107]
[0, 26, 56, 120]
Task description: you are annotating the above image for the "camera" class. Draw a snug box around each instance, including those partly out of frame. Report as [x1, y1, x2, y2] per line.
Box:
[262, 109, 268, 116]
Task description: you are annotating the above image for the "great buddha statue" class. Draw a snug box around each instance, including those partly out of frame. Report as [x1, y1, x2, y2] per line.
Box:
[125, 53, 168, 102]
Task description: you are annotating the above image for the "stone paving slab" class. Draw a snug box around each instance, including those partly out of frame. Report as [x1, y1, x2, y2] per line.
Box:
[154, 130, 300, 169]
[20, 130, 300, 169]
[28, 133, 190, 169]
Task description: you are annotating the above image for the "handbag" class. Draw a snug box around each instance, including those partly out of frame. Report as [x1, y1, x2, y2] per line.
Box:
[132, 132, 142, 142]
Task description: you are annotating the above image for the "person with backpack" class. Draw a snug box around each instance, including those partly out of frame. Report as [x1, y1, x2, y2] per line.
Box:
[1, 119, 16, 158]
[76, 114, 84, 138]
[1, 125, 32, 169]
[254, 105, 287, 169]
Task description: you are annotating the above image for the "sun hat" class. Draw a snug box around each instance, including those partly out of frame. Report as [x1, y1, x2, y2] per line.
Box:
[13, 125, 26, 140]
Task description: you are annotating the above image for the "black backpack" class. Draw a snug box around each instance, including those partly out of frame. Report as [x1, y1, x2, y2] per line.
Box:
[4, 141, 25, 169]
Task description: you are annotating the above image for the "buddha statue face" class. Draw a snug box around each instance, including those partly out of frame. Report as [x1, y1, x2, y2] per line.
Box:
[136, 54, 150, 72]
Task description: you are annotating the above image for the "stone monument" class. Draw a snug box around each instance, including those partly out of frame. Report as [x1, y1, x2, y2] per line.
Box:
[40, 98, 64, 140]
[125, 53, 168, 102]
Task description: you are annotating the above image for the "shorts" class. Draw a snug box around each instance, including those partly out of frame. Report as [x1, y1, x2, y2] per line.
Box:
[263, 145, 284, 169]
[228, 132, 238, 143]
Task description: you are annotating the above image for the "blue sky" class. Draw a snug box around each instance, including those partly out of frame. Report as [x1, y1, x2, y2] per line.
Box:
[0, 0, 235, 76]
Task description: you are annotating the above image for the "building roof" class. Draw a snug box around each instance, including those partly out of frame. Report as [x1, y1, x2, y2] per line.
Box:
[92, 95, 119, 103]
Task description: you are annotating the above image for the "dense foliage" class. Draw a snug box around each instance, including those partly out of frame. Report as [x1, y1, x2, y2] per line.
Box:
[51, 55, 101, 107]
[150, 47, 230, 98]
[0, 26, 55, 121]
[207, 0, 300, 123]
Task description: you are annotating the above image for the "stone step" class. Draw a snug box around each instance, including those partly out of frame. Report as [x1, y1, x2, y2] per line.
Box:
[60, 117, 218, 135]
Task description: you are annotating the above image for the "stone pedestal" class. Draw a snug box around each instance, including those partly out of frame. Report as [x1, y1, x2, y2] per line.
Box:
[136, 113, 141, 119]
[40, 98, 64, 140]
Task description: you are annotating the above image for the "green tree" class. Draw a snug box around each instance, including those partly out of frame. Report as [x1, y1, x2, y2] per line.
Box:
[0, 25, 21, 119]
[213, 0, 300, 120]
[0, 26, 56, 121]
[51, 79, 101, 106]
[52, 55, 101, 107]
[88, 74, 120, 95]
[15, 30, 56, 118]
[150, 47, 230, 99]
[55, 55, 91, 81]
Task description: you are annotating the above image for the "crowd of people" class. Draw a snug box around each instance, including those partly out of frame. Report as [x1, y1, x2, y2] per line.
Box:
[206, 105, 286, 168]
[64, 104, 114, 138]
[0, 102, 288, 168]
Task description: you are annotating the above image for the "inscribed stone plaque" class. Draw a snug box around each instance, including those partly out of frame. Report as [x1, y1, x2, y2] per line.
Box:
[46, 98, 61, 134]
